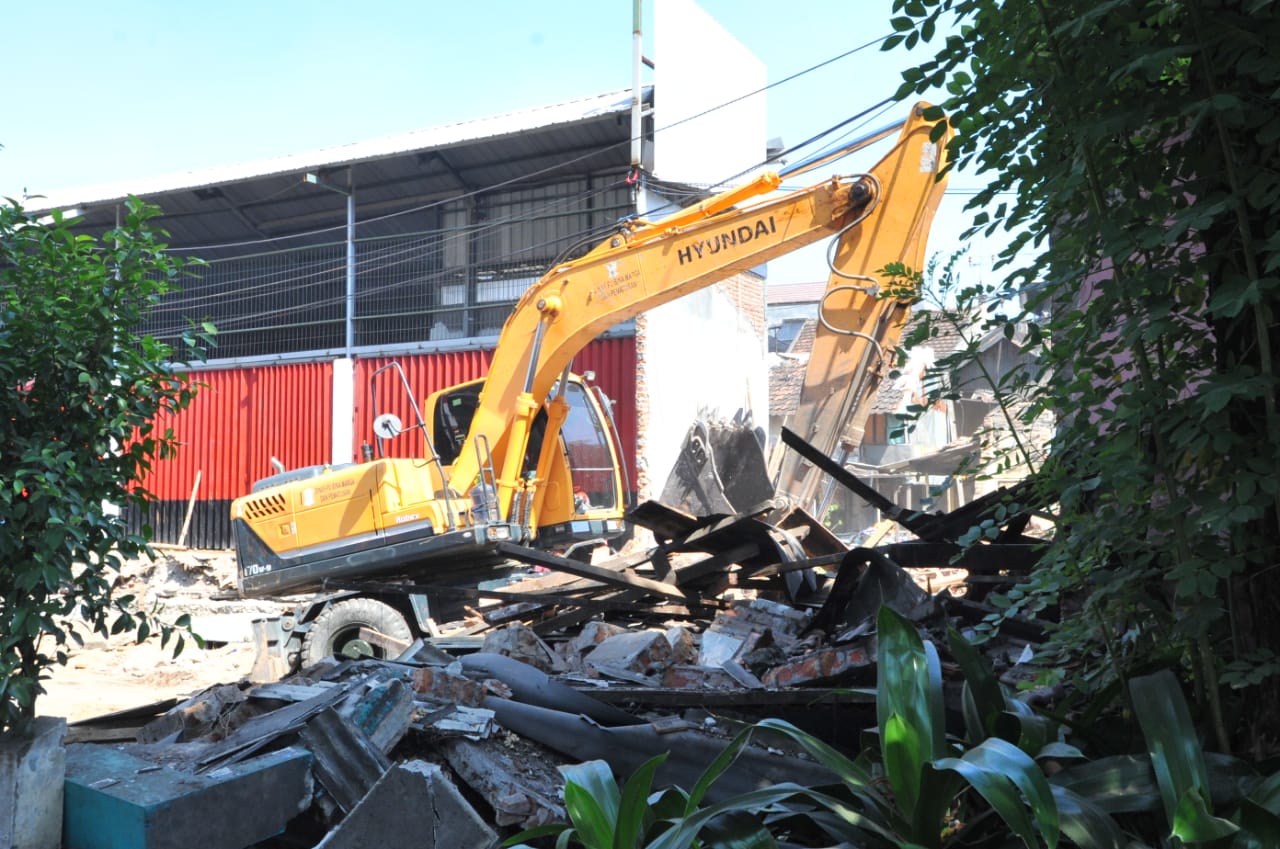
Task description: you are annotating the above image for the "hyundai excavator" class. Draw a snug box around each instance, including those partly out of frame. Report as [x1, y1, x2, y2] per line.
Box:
[231, 103, 950, 670]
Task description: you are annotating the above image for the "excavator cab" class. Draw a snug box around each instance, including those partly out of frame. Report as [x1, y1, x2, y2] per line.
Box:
[423, 372, 628, 554]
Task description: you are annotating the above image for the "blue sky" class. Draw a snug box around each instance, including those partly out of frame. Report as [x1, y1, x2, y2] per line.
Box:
[1, 1, 1009, 285]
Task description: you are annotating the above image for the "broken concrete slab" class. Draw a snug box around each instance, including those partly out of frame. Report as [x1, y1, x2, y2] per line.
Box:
[481, 623, 565, 673]
[440, 737, 567, 829]
[315, 760, 496, 849]
[0, 716, 65, 849]
[63, 744, 312, 849]
[420, 705, 496, 740]
[585, 630, 673, 678]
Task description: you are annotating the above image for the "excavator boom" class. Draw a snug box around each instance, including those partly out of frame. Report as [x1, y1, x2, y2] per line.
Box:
[449, 104, 949, 527]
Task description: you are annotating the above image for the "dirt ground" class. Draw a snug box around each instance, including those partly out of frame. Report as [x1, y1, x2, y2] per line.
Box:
[39, 548, 280, 724]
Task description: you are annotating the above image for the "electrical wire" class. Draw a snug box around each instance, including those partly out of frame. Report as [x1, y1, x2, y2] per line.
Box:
[148, 34, 912, 342]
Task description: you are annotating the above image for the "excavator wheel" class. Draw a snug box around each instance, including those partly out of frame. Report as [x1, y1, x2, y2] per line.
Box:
[301, 598, 413, 667]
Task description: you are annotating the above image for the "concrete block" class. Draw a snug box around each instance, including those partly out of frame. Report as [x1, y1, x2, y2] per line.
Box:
[316, 760, 496, 849]
[586, 630, 672, 676]
[569, 621, 629, 655]
[0, 716, 66, 849]
[481, 624, 564, 673]
[441, 739, 566, 829]
[63, 744, 312, 849]
[664, 626, 698, 665]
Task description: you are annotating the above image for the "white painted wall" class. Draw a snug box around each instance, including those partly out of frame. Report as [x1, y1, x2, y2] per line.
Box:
[635, 1, 771, 503]
[642, 281, 768, 495]
[652, 0, 767, 187]
[331, 357, 355, 464]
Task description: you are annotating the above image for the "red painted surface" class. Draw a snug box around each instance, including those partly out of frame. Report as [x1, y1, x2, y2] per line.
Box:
[142, 363, 334, 501]
[139, 336, 637, 508]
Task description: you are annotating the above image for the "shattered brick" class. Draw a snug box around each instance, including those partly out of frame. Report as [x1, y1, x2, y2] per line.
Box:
[411, 666, 487, 706]
[660, 665, 740, 690]
[760, 641, 875, 688]
[664, 625, 698, 665]
[481, 623, 565, 673]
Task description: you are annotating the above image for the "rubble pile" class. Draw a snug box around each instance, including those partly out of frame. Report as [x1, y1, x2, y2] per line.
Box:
[63, 436, 1051, 848]
[64, 549, 1047, 849]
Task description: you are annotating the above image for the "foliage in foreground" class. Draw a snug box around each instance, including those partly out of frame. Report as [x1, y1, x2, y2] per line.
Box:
[0, 197, 211, 735]
[886, 0, 1280, 754]
[509, 607, 1280, 848]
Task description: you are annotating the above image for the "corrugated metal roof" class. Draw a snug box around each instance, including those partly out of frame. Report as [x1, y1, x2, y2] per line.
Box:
[35, 86, 652, 253]
[34, 88, 647, 212]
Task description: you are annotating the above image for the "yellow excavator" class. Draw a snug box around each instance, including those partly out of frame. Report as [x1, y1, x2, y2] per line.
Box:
[231, 103, 950, 668]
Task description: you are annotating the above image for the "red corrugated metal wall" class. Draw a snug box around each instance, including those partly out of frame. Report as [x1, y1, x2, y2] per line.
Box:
[146, 363, 335, 500]
[136, 338, 635, 548]
[137, 363, 333, 547]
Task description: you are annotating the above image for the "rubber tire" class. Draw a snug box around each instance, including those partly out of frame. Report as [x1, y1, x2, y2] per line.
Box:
[301, 598, 413, 667]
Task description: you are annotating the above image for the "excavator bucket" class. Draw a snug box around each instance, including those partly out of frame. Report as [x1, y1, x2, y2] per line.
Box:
[658, 414, 775, 517]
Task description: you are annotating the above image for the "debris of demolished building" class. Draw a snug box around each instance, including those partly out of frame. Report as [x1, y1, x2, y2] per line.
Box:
[59, 429, 1051, 849]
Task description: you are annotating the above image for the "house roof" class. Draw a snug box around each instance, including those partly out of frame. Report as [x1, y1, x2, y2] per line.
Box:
[770, 310, 969, 419]
[787, 318, 817, 356]
[766, 280, 827, 305]
[33, 86, 652, 254]
[769, 355, 807, 414]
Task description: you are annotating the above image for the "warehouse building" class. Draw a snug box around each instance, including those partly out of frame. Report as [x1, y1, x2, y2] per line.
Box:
[34, 2, 773, 548]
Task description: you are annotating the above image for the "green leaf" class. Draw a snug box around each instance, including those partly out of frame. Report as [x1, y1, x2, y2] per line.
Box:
[1130, 670, 1217, 833]
[876, 606, 946, 819]
[1049, 786, 1130, 849]
[1171, 786, 1237, 843]
[957, 737, 1060, 848]
[615, 755, 665, 849]
[948, 627, 1005, 741]
[560, 761, 620, 849]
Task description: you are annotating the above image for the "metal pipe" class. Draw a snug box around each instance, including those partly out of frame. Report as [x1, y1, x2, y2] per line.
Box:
[345, 181, 356, 354]
[778, 118, 906, 180]
[631, 0, 643, 169]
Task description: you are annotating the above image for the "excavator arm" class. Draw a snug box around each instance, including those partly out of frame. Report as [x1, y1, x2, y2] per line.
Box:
[446, 103, 950, 529]
[770, 108, 952, 517]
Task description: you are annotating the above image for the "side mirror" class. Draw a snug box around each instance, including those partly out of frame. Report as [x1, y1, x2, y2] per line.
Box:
[373, 413, 404, 440]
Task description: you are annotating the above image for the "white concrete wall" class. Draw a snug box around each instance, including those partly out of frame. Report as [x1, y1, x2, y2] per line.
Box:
[634, 1, 770, 505]
[331, 357, 355, 465]
[641, 280, 768, 500]
[653, 0, 766, 187]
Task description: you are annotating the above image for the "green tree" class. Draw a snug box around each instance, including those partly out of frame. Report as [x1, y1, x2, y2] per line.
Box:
[889, 0, 1280, 755]
[0, 197, 211, 735]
